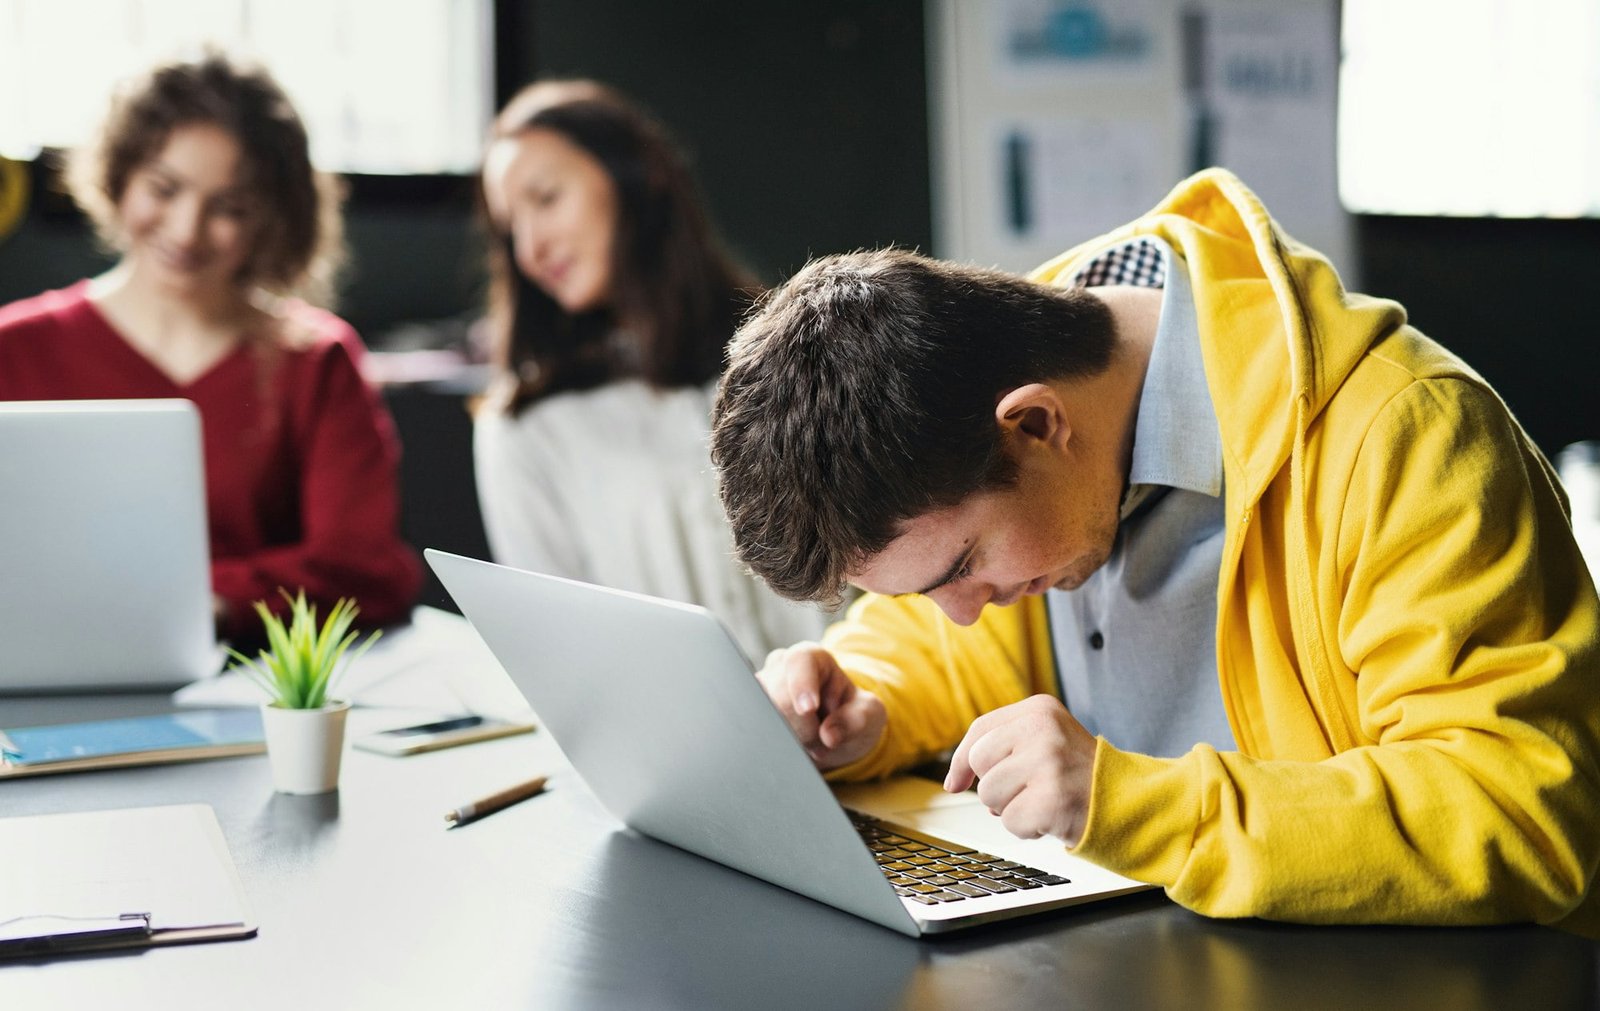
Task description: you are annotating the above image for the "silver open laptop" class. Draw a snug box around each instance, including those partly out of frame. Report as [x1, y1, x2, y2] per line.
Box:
[0, 399, 216, 693]
[426, 549, 1153, 936]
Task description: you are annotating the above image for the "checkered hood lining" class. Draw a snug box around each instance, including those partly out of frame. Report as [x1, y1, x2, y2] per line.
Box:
[1073, 238, 1166, 289]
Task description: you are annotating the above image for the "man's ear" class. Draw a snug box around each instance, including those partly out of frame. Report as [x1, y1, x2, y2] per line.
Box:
[995, 383, 1071, 449]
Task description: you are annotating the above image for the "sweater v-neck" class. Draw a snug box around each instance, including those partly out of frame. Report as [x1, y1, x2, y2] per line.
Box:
[72, 282, 255, 394]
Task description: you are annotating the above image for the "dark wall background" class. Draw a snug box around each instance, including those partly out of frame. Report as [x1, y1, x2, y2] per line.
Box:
[1353, 215, 1600, 458]
[0, 2, 1594, 599]
[503, 0, 933, 285]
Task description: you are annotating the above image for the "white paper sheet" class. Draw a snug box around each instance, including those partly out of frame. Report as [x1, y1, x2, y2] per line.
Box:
[0, 804, 248, 934]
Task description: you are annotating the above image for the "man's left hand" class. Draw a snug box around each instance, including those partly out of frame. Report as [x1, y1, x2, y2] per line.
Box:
[943, 694, 1097, 846]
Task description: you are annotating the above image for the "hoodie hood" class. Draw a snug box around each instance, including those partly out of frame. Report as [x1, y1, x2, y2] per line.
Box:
[1031, 168, 1409, 505]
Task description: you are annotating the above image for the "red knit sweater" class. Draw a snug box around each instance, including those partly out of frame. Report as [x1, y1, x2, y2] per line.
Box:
[0, 282, 422, 640]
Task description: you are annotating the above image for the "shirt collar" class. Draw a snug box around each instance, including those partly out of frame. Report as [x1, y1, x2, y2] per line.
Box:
[1072, 237, 1223, 518]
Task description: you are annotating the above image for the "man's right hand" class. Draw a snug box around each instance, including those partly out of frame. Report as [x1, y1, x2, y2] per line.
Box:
[756, 642, 886, 771]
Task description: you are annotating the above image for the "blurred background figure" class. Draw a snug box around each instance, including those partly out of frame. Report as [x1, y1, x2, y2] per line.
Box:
[472, 79, 832, 661]
[1559, 441, 1600, 581]
[0, 50, 422, 643]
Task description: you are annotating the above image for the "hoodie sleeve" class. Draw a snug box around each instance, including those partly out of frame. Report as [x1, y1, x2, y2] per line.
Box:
[1073, 375, 1600, 928]
[821, 592, 1055, 781]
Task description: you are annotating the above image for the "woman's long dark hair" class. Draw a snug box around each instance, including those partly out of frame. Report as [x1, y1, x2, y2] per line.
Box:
[482, 80, 758, 415]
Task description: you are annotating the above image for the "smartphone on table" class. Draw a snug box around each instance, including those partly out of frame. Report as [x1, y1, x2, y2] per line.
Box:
[353, 715, 535, 756]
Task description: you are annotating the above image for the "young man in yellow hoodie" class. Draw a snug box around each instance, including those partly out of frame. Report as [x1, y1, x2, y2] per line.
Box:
[711, 169, 1600, 931]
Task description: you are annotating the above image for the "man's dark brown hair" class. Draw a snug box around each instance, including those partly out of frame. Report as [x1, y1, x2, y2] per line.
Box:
[712, 248, 1117, 606]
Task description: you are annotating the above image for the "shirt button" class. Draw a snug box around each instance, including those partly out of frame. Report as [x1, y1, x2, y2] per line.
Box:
[1089, 631, 1105, 650]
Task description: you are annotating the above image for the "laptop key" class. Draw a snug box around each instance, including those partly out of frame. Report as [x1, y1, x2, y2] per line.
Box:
[852, 809, 1078, 903]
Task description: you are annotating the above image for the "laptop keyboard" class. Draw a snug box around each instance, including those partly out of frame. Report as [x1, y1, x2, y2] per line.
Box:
[847, 809, 1071, 905]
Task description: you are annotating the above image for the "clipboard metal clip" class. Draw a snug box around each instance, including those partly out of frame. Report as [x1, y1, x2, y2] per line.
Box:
[0, 911, 152, 956]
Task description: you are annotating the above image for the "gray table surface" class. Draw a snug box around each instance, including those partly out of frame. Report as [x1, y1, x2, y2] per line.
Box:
[2, 692, 1597, 1011]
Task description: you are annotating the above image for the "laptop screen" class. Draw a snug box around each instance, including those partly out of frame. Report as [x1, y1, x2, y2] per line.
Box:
[0, 399, 215, 693]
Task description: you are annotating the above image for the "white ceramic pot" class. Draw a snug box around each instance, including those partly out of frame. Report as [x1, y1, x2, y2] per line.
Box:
[259, 700, 351, 794]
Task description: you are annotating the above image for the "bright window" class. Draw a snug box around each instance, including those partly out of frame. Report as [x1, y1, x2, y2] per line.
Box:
[1339, 0, 1600, 217]
[0, 0, 493, 175]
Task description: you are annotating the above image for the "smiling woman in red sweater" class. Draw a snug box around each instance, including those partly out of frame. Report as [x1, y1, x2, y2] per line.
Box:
[0, 52, 421, 643]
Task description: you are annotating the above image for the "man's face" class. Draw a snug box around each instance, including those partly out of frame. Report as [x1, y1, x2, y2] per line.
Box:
[846, 422, 1123, 626]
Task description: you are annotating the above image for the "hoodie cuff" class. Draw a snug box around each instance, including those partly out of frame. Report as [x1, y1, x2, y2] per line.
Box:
[1071, 739, 1202, 887]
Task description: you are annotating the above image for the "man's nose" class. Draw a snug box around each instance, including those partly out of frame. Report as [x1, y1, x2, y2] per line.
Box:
[931, 585, 990, 627]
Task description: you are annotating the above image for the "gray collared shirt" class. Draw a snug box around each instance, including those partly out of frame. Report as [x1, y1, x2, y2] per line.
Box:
[1045, 238, 1235, 757]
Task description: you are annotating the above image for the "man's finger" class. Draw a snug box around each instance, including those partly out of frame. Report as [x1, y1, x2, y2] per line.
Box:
[784, 649, 826, 715]
[819, 660, 853, 715]
[999, 789, 1048, 841]
[945, 731, 979, 793]
[972, 745, 1025, 814]
[945, 706, 1006, 792]
[817, 696, 861, 749]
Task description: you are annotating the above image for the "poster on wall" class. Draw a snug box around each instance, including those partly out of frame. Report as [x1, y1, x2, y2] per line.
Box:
[1196, 0, 1350, 274]
[995, 115, 1169, 245]
[990, 0, 1171, 87]
[922, 0, 1181, 269]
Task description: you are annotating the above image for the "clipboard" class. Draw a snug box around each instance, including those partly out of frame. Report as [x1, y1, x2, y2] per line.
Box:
[0, 804, 257, 958]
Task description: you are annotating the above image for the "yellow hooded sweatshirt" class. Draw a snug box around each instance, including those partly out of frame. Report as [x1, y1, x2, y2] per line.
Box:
[822, 169, 1600, 930]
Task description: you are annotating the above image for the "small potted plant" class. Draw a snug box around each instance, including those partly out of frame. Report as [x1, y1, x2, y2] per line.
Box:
[228, 590, 380, 794]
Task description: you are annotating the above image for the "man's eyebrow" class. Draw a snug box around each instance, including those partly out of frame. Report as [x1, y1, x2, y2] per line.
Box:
[906, 547, 972, 597]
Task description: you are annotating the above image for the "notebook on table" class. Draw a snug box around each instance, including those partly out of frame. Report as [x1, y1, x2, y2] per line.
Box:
[0, 399, 217, 694]
[0, 709, 265, 778]
[425, 549, 1154, 937]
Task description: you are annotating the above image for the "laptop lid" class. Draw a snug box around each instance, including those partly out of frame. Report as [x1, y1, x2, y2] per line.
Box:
[425, 549, 1153, 936]
[0, 399, 215, 694]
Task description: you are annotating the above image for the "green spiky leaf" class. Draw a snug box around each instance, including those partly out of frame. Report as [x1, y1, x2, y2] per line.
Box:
[225, 589, 382, 710]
